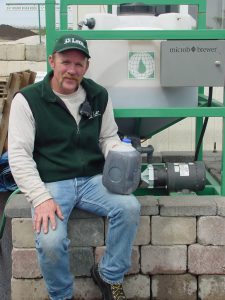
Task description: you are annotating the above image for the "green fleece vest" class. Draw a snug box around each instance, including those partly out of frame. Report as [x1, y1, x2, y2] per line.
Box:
[20, 71, 107, 182]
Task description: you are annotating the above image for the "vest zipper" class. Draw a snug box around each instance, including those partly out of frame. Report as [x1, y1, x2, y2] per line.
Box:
[77, 125, 80, 135]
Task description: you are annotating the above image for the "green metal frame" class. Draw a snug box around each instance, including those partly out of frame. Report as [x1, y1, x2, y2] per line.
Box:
[45, 0, 225, 196]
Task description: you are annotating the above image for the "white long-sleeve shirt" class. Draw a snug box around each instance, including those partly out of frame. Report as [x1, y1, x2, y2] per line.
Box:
[8, 85, 121, 208]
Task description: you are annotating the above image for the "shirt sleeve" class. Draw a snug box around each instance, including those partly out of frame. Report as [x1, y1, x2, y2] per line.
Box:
[8, 93, 52, 207]
[99, 97, 121, 157]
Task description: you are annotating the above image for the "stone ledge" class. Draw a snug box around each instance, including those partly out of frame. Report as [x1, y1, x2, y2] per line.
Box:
[6, 194, 225, 219]
[137, 196, 159, 215]
[5, 194, 99, 219]
[5, 194, 160, 218]
[159, 195, 218, 216]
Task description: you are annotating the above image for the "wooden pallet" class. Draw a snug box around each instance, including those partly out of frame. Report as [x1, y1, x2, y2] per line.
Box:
[0, 78, 8, 113]
[0, 71, 36, 155]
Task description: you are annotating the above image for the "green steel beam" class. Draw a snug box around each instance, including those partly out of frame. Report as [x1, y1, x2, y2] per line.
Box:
[221, 87, 225, 195]
[195, 0, 206, 160]
[198, 96, 224, 108]
[198, 186, 219, 195]
[45, 0, 225, 196]
[114, 107, 225, 118]
[195, 117, 203, 160]
[60, 1, 68, 30]
[108, 5, 112, 13]
[205, 171, 221, 195]
[49, 29, 225, 40]
[196, 0, 206, 28]
[45, 0, 56, 60]
[61, 0, 204, 5]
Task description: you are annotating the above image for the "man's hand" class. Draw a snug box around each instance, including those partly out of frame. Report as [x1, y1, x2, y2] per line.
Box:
[33, 198, 64, 234]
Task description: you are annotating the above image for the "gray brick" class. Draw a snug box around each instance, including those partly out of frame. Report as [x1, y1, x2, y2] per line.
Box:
[199, 275, 225, 300]
[70, 208, 99, 219]
[74, 277, 102, 299]
[11, 278, 48, 300]
[12, 218, 35, 248]
[134, 216, 150, 245]
[141, 245, 187, 274]
[152, 216, 196, 245]
[12, 248, 41, 279]
[11, 277, 102, 300]
[68, 218, 104, 247]
[94, 246, 105, 264]
[214, 197, 225, 217]
[124, 274, 150, 299]
[152, 274, 197, 300]
[159, 196, 217, 216]
[137, 196, 159, 216]
[6, 44, 25, 60]
[26, 44, 46, 61]
[94, 246, 140, 275]
[0, 44, 7, 60]
[198, 216, 225, 245]
[5, 194, 31, 218]
[188, 244, 225, 274]
[70, 247, 94, 276]
[126, 247, 140, 275]
[105, 216, 150, 246]
[0, 60, 46, 77]
[11, 276, 150, 300]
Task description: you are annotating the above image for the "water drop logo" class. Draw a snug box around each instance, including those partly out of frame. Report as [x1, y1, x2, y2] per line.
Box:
[128, 51, 155, 79]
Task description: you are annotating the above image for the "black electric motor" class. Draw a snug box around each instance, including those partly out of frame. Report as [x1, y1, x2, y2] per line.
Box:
[143, 161, 206, 192]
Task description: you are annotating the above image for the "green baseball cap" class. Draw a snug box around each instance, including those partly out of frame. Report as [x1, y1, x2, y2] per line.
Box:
[53, 34, 90, 58]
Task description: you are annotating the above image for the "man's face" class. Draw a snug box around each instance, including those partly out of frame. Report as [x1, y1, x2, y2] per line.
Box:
[48, 49, 89, 95]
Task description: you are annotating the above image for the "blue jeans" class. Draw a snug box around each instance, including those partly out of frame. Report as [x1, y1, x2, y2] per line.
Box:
[33, 175, 140, 300]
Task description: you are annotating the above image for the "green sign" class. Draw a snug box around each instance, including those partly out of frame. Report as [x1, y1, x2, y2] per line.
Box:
[128, 51, 155, 80]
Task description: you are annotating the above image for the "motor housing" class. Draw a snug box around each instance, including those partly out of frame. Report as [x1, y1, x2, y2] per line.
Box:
[142, 161, 206, 192]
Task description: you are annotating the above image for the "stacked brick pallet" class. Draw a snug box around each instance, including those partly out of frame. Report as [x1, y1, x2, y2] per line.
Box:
[5, 193, 225, 300]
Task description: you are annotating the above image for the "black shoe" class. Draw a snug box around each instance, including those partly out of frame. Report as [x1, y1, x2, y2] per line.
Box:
[91, 264, 126, 300]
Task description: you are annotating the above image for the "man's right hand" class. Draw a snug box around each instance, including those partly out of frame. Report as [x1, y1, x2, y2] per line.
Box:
[33, 198, 64, 234]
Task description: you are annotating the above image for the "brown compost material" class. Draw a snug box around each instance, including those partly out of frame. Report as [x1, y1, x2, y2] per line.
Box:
[0, 24, 37, 40]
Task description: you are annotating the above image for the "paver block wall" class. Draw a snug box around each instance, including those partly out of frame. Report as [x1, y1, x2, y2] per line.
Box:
[5, 194, 225, 300]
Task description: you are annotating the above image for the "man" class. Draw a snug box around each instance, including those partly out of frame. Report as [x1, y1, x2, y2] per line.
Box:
[8, 34, 140, 300]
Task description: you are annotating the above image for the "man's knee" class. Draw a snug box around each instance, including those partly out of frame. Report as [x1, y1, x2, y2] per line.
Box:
[36, 226, 68, 253]
[113, 195, 140, 224]
[126, 196, 140, 221]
